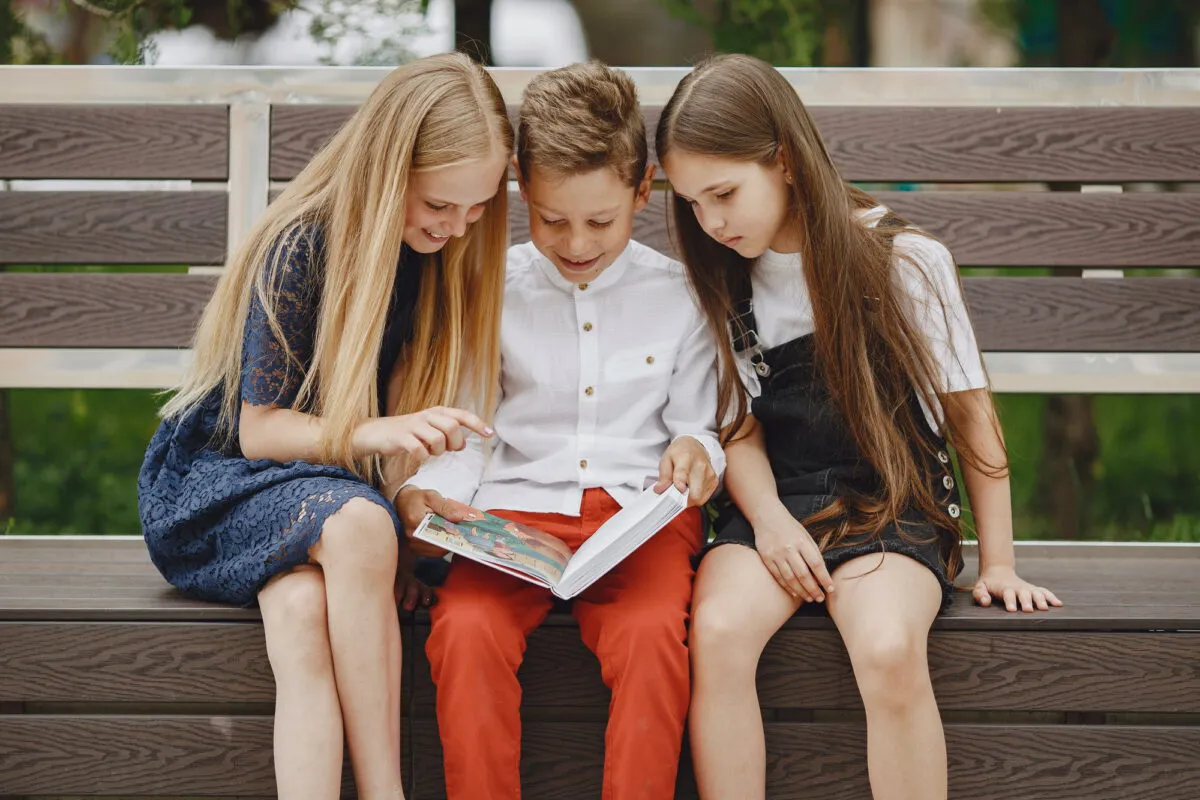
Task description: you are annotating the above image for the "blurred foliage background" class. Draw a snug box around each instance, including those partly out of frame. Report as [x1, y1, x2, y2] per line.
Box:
[2, 0, 1198, 540]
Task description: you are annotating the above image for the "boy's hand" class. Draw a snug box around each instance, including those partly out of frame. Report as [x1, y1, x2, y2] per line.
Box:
[394, 546, 436, 612]
[395, 485, 485, 558]
[655, 436, 718, 507]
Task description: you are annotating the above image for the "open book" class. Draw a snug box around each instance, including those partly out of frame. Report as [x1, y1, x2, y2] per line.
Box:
[412, 485, 688, 599]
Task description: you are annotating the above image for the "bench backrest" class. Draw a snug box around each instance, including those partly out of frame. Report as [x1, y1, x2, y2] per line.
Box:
[2, 67, 1199, 393]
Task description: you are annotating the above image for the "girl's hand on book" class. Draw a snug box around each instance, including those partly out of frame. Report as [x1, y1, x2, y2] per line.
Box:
[655, 437, 718, 507]
[753, 505, 834, 604]
[972, 565, 1062, 613]
[396, 486, 484, 558]
[353, 407, 493, 470]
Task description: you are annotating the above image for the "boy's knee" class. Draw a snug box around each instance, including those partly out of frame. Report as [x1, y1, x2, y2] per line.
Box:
[429, 597, 525, 667]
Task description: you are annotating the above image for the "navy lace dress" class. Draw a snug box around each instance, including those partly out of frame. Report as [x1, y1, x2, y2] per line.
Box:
[138, 225, 422, 607]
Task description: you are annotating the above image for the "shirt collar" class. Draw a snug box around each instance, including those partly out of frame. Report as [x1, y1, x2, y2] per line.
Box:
[533, 241, 635, 294]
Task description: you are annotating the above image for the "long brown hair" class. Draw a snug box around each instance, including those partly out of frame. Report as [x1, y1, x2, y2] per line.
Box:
[163, 53, 512, 484]
[656, 54, 1005, 562]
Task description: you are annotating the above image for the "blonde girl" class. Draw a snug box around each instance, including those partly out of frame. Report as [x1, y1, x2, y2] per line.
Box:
[138, 53, 512, 800]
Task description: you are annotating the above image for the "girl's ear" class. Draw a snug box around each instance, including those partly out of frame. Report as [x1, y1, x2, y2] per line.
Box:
[774, 143, 793, 183]
[513, 155, 528, 201]
[633, 163, 655, 212]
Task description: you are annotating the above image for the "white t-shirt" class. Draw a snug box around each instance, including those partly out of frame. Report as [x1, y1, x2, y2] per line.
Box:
[410, 239, 725, 515]
[738, 205, 988, 431]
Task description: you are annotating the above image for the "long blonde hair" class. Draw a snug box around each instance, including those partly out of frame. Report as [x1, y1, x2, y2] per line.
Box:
[163, 53, 512, 484]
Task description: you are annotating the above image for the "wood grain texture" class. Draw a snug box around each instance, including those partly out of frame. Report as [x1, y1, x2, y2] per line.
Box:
[2, 539, 1199, 630]
[0, 106, 229, 180]
[965, 277, 1200, 352]
[269, 105, 1200, 183]
[4, 272, 1196, 351]
[409, 627, 1199, 715]
[810, 106, 1200, 183]
[2, 717, 1194, 798]
[876, 191, 1200, 268]
[0, 715, 359, 796]
[0, 191, 227, 265]
[407, 720, 1200, 800]
[0, 273, 215, 348]
[0, 622, 274, 703]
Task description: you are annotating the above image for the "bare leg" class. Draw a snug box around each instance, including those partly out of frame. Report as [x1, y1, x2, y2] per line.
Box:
[827, 553, 945, 800]
[689, 545, 802, 800]
[259, 565, 344, 800]
[309, 498, 404, 800]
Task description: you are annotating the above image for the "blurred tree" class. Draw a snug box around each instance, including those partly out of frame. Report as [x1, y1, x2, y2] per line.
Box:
[453, 0, 490, 63]
[658, 0, 868, 66]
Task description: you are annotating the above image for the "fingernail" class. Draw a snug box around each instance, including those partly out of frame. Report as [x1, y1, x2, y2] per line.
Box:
[483, 426, 494, 435]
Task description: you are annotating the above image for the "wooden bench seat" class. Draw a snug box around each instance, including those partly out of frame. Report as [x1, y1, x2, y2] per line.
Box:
[2, 536, 1198, 798]
[3, 66, 1200, 798]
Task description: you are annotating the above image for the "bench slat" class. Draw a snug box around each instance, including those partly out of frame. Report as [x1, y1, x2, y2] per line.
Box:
[6, 622, 1194, 714]
[875, 191, 1200, 269]
[0, 106, 229, 180]
[409, 627, 1199, 714]
[1, 540, 1198, 630]
[0, 191, 227, 264]
[0, 273, 213, 348]
[4, 272, 1198, 352]
[1, 717, 1194, 798]
[271, 105, 1200, 183]
[409, 720, 1200, 800]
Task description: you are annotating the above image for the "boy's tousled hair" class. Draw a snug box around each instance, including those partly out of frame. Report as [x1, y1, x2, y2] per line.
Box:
[517, 60, 648, 186]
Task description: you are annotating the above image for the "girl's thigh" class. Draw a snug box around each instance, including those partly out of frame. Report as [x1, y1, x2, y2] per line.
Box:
[692, 544, 803, 654]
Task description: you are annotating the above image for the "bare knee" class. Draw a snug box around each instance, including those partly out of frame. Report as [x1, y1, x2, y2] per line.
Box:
[311, 496, 398, 578]
[847, 630, 930, 711]
[689, 601, 766, 678]
[259, 567, 333, 679]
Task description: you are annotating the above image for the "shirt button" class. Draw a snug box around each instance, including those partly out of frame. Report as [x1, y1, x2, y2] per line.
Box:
[583, 322, 593, 332]
[584, 386, 594, 396]
[947, 503, 961, 519]
[579, 459, 588, 469]
[943, 474, 955, 490]
[646, 356, 655, 364]
[937, 450, 950, 464]
[578, 283, 589, 291]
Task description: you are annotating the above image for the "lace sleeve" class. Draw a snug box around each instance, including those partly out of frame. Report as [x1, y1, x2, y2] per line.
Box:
[239, 225, 324, 409]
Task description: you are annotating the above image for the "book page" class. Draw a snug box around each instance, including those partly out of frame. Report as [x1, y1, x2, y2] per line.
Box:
[554, 485, 688, 599]
[413, 512, 573, 588]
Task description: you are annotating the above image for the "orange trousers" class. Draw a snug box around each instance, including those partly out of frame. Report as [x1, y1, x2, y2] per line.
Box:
[426, 488, 704, 800]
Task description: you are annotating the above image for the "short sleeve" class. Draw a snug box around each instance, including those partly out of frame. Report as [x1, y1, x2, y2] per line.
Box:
[240, 225, 324, 409]
[893, 232, 988, 395]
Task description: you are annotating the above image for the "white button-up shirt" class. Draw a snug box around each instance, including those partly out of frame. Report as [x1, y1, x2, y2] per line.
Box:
[409, 239, 725, 516]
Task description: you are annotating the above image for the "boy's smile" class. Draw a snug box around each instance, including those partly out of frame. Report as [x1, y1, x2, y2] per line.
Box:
[519, 163, 654, 284]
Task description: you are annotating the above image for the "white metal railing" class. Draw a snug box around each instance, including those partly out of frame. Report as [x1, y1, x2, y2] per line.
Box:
[2, 67, 1199, 393]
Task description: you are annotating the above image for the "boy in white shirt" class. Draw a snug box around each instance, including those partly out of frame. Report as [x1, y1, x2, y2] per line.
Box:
[397, 61, 724, 800]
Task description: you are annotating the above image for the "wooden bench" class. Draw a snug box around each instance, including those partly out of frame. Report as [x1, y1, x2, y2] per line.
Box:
[2, 66, 1199, 799]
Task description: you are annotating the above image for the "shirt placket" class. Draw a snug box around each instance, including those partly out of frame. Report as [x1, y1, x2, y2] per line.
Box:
[575, 284, 600, 495]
